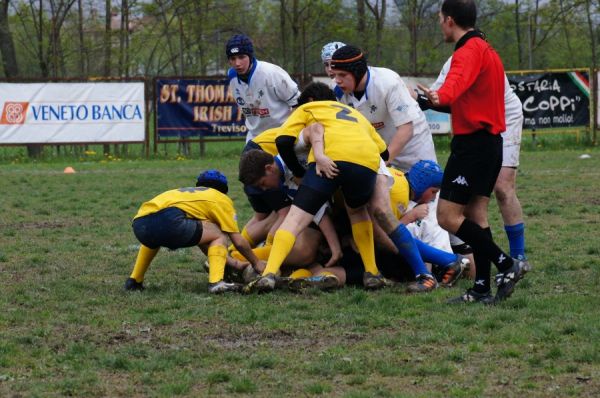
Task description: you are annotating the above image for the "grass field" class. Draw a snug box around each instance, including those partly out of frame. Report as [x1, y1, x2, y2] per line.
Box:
[1, 145, 599, 397]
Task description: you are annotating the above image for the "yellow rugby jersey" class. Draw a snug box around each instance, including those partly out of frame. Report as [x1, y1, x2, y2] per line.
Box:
[277, 101, 386, 172]
[249, 127, 280, 156]
[388, 167, 410, 220]
[133, 187, 239, 233]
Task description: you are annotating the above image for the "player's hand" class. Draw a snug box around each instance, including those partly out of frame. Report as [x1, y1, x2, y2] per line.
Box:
[254, 260, 267, 273]
[416, 83, 440, 106]
[227, 256, 249, 271]
[323, 246, 343, 268]
[406, 203, 428, 223]
[315, 155, 339, 179]
[292, 176, 302, 186]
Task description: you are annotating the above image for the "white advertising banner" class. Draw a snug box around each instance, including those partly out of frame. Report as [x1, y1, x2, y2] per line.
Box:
[0, 82, 145, 144]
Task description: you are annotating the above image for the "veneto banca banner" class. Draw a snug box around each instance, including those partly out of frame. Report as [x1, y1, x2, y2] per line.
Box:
[0, 82, 145, 144]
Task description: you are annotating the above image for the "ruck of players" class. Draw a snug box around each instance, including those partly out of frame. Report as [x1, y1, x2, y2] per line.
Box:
[125, 0, 531, 305]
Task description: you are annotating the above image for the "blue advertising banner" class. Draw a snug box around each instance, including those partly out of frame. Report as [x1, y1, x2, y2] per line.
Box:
[156, 78, 246, 140]
[507, 71, 590, 129]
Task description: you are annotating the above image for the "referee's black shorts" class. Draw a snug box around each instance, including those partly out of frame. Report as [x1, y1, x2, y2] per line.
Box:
[440, 130, 503, 205]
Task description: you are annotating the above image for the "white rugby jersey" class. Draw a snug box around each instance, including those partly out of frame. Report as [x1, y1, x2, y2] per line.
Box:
[431, 57, 523, 144]
[334, 66, 436, 172]
[228, 60, 300, 142]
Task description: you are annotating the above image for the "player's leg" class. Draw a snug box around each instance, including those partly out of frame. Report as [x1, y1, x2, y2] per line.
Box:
[199, 221, 244, 293]
[127, 245, 159, 290]
[126, 207, 200, 291]
[496, 166, 528, 265]
[442, 133, 524, 303]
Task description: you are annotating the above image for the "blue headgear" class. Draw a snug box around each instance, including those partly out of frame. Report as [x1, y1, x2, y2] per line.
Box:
[226, 34, 254, 59]
[321, 41, 346, 62]
[196, 169, 229, 194]
[406, 160, 443, 200]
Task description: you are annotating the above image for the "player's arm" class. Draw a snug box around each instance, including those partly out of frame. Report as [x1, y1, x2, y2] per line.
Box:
[229, 232, 266, 272]
[276, 110, 308, 178]
[387, 122, 414, 165]
[399, 203, 429, 225]
[272, 67, 301, 107]
[303, 122, 338, 178]
[435, 46, 482, 106]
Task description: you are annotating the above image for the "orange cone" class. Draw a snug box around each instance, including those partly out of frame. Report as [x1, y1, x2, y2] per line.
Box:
[63, 166, 76, 174]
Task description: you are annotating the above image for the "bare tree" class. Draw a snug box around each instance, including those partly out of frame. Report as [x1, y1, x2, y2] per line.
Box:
[356, 0, 366, 40]
[514, 0, 523, 68]
[0, 0, 19, 77]
[77, 0, 86, 76]
[364, 0, 386, 63]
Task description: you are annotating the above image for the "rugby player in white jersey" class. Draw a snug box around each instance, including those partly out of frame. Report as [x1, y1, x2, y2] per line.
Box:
[320, 41, 346, 80]
[328, 45, 452, 291]
[226, 34, 300, 142]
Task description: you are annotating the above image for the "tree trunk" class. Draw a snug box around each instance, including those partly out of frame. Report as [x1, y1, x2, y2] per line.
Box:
[356, 0, 366, 40]
[514, 0, 522, 68]
[280, 0, 287, 68]
[365, 0, 386, 63]
[77, 0, 86, 76]
[104, 0, 111, 77]
[0, 0, 19, 77]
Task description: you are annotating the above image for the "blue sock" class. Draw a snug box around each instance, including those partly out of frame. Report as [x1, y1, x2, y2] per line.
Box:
[415, 239, 458, 268]
[389, 224, 430, 276]
[504, 223, 526, 259]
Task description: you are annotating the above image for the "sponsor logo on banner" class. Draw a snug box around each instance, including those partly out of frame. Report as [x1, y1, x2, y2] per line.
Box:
[1, 102, 29, 124]
[1, 102, 142, 123]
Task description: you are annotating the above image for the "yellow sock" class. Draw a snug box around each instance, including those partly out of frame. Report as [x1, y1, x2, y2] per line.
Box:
[241, 227, 256, 247]
[351, 220, 379, 275]
[230, 245, 271, 262]
[263, 229, 296, 276]
[266, 233, 275, 246]
[253, 245, 271, 260]
[130, 245, 159, 282]
[317, 271, 335, 277]
[290, 268, 312, 279]
[207, 245, 227, 283]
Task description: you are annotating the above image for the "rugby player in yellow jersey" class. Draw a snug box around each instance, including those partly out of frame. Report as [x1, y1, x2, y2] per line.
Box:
[124, 170, 265, 294]
[238, 126, 316, 248]
[244, 82, 390, 293]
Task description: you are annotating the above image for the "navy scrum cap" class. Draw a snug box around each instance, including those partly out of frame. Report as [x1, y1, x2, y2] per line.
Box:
[226, 34, 254, 59]
[196, 169, 229, 194]
[406, 160, 443, 200]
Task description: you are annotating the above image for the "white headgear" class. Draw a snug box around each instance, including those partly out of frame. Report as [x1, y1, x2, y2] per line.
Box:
[321, 41, 346, 62]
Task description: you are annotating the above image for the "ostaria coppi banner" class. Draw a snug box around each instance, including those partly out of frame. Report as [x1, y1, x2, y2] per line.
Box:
[0, 82, 145, 144]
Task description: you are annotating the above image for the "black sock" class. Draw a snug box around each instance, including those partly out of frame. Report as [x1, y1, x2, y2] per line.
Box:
[471, 227, 492, 293]
[456, 219, 513, 272]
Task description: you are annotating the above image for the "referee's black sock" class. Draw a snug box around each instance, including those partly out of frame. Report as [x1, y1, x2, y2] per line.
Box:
[456, 219, 513, 272]
[471, 227, 493, 293]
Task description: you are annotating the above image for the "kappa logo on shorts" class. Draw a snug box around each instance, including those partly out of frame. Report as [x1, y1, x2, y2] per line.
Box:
[452, 175, 469, 186]
[1, 102, 30, 124]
